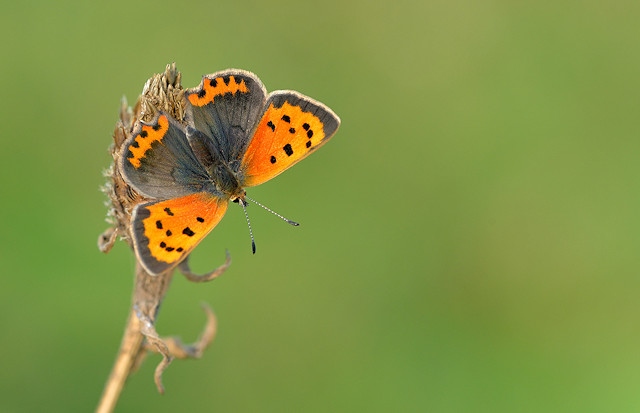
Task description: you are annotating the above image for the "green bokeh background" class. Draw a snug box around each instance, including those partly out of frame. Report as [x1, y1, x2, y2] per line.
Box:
[2, 1, 640, 412]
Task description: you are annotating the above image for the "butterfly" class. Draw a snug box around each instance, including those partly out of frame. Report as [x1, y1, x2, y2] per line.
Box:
[119, 69, 341, 275]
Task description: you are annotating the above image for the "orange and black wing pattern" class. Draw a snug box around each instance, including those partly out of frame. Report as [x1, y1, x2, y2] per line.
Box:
[240, 91, 340, 187]
[119, 113, 212, 199]
[185, 69, 267, 163]
[131, 192, 229, 275]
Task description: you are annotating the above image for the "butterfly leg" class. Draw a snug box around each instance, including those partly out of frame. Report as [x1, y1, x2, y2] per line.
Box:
[178, 250, 232, 282]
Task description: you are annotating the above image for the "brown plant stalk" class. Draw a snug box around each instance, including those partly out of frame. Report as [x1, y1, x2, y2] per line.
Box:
[96, 64, 229, 413]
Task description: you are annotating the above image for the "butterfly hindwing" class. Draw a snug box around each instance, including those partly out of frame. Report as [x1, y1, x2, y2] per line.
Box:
[131, 192, 229, 275]
[240, 91, 341, 187]
[120, 113, 213, 199]
[185, 69, 267, 164]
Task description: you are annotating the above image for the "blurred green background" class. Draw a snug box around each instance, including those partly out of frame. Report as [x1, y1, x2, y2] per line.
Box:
[2, 0, 640, 412]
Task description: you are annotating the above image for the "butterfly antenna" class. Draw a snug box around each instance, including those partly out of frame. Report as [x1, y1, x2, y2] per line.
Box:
[238, 198, 257, 254]
[245, 195, 300, 226]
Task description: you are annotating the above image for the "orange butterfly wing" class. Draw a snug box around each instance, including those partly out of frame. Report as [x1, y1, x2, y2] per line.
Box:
[241, 91, 341, 187]
[131, 192, 229, 275]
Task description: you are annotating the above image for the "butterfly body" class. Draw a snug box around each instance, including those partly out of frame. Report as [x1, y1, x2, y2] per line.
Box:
[119, 69, 340, 275]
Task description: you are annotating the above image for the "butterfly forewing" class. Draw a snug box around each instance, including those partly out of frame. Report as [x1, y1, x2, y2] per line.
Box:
[240, 91, 341, 187]
[120, 114, 212, 199]
[185, 69, 268, 164]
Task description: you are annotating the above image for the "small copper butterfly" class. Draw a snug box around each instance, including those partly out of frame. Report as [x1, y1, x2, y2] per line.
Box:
[119, 69, 341, 275]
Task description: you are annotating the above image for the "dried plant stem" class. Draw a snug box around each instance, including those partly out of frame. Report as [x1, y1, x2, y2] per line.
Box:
[96, 307, 144, 413]
[96, 262, 225, 412]
[96, 265, 173, 413]
[96, 64, 227, 413]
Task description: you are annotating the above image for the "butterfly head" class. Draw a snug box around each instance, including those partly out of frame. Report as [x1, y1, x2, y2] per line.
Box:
[229, 189, 247, 205]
